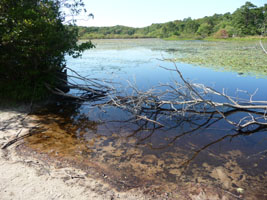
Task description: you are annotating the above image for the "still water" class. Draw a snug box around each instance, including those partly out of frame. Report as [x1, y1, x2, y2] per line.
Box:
[25, 39, 267, 198]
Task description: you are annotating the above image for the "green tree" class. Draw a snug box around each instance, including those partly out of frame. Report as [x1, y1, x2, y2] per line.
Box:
[262, 4, 267, 35]
[232, 1, 263, 35]
[184, 20, 199, 34]
[0, 0, 93, 101]
[197, 23, 212, 37]
[77, 2, 266, 40]
[160, 26, 168, 38]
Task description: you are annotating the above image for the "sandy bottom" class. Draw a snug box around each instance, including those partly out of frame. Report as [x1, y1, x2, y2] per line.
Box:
[0, 106, 256, 200]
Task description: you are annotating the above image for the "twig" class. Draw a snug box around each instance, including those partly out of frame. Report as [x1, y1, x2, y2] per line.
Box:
[259, 39, 267, 54]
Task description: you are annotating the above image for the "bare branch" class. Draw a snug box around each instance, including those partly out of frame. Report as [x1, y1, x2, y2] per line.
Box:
[96, 63, 267, 132]
[259, 39, 267, 54]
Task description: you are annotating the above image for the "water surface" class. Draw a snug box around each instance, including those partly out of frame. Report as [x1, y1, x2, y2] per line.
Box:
[25, 39, 267, 199]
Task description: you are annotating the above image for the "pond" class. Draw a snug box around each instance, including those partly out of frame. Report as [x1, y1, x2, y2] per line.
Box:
[24, 39, 267, 199]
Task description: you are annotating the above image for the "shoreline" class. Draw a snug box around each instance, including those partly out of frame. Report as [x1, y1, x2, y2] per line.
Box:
[0, 106, 255, 200]
[0, 106, 153, 200]
[78, 36, 267, 42]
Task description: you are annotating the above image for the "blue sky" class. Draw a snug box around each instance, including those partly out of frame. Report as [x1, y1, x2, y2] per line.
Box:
[79, 0, 266, 27]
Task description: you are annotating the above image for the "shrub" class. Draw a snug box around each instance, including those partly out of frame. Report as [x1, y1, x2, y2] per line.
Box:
[214, 29, 229, 39]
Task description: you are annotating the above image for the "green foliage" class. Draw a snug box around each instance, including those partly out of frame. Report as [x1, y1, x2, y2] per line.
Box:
[0, 0, 94, 101]
[232, 2, 264, 36]
[197, 23, 212, 37]
[78, 2, 267, 40]
[184, 20, 200, 34]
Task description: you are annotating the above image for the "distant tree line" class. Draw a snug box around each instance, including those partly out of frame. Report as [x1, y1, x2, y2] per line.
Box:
[78, 2, 267, 39]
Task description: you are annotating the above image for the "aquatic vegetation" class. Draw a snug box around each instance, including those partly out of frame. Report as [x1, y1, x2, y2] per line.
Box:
[89, 39, 267, 78]
[170, 41, 267, 77]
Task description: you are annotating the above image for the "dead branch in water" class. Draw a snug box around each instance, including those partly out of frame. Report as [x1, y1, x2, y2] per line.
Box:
[47, 62, 267, 133]
[95, 62, 267, 166]
[98, 62, 267, 133]
[47, 67, 114, 101]
[259, 39, 267, 54]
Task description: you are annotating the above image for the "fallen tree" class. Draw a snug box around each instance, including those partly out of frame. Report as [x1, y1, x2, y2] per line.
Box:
[96, 62, 267, 133]
[90, 62, 267, 165]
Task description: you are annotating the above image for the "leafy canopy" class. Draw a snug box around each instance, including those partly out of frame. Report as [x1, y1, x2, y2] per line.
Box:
[0, 0, 94, 101]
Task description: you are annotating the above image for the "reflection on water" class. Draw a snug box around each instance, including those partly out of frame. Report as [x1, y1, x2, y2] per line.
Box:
[24, 39, 266, 199]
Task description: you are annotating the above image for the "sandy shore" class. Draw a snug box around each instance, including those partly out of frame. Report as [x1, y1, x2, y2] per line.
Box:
[0, 107, 151, 200]
[0, 106, 238, 200]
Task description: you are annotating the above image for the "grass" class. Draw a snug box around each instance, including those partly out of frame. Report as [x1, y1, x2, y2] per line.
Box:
[204, 36, 267, 42]
[165, 35, 267, 42]
[165, 36, 201, 41]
